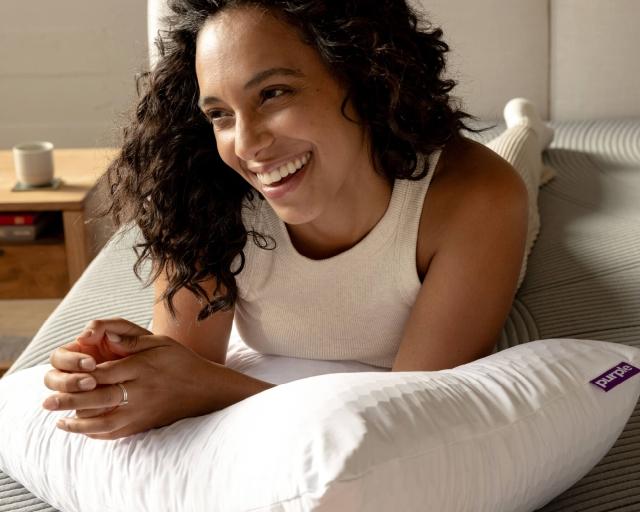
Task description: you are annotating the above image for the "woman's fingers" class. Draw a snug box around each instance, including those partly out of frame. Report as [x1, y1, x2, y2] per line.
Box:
[56, 408, 130, 436]
[85, 426, 133, 440]
[49, 342, 97, 374]
[44, 345, 130, 394]
[43, 333, 228, 439]
[47, 319, 153, 380]
[43, 381, 131, 412]
[78, 318, 152, 345]
[89, 358, 142, 386]
[75, 318, 154, 360]
[75, 407, 117, 418]
[44, 368, 97, 393]
[43, 357, 139, 409]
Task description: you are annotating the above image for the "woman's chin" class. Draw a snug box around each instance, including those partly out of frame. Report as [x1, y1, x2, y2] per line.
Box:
[269, 204, 316, 226]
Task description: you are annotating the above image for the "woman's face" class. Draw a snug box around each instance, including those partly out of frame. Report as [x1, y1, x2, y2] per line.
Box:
[195, 7, 377, 226]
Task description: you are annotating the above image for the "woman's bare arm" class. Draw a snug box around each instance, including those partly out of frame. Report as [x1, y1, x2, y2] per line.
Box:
[152, 269, 235, 365]
[393, 141, 529, 371]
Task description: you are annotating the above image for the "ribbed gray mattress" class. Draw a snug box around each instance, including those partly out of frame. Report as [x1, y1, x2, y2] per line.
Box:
[2, 119, 639, 511]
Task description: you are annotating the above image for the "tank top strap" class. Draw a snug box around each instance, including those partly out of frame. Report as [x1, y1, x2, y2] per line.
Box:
[393, 149, 443, 304]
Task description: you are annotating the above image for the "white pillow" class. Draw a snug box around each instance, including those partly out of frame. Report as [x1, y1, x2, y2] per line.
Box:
[0, 338, 638, 512]
[224, 324, 387, 384]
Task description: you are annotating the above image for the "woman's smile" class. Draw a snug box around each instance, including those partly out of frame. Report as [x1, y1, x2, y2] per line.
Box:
[249, 150, 311, 186]
[255, 151, 312, 200]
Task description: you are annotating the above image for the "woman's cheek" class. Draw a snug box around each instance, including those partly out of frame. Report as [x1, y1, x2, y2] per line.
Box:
[271, 104, 310, 133]
[214, 132, 236, 167]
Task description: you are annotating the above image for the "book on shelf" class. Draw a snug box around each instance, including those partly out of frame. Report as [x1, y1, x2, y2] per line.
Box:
[0, 212, 47, 226]
[0, 213, 57, 242]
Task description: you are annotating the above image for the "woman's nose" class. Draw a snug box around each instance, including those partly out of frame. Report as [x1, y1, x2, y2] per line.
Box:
[234, 115, 274, 161]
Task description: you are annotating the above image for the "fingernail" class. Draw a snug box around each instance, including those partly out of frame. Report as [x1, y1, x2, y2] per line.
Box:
[106, 331, 122, 343]
[56, 419, 67, 429]
[44, 397, 59, 410]
[79, 377, 95, 390]
[78, 329, 94, 339]
[80, 358, 95, 371]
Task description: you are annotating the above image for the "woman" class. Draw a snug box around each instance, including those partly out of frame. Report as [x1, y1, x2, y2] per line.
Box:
[42, 0, 553, 440]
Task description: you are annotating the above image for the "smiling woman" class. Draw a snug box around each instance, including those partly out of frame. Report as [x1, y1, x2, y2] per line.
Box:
[40, 0, 553, 440]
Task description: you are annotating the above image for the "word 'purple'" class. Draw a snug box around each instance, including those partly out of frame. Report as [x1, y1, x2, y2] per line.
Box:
[590, 362, 639, 392]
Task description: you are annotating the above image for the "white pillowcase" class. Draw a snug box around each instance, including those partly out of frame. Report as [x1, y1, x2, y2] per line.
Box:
[0, 338, 638, 512]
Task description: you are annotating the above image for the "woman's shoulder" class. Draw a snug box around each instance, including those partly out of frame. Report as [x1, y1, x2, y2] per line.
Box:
[431, 136, 526, 194]
[416, 136, 528, 279]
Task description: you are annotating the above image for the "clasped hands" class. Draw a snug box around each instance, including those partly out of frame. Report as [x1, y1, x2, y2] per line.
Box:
[42, 318, 225, 440]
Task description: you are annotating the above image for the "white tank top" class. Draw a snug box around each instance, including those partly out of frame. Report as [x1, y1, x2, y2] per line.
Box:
[234, 150, 442, 368]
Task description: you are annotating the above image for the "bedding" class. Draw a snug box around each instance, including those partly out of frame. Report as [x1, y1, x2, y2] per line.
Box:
[1, 337, 639, 512]
[1, 119, 639, 511]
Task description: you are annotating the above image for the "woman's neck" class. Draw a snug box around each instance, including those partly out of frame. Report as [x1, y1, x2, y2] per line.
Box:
[285, 170, 393, 260]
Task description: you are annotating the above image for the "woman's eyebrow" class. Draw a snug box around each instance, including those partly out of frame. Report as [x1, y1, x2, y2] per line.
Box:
[244, 67, 304, 90]
[199, 67, 304, 108]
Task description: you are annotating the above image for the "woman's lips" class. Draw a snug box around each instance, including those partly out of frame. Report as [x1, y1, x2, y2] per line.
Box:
[255, 151, 311, 186]
[259, 154, 311, 201]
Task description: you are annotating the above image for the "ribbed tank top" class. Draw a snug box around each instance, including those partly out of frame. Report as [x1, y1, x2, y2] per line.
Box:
[234, 149, 442, 368]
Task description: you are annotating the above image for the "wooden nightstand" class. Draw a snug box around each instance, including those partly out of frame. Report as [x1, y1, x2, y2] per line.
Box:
[0, 148, 118, 299]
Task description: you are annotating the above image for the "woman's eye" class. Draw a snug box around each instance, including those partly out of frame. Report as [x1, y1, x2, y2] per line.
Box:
[207, 110, 225, 121]
[206, 111, 232, 127]
[261, 88, 290, 102]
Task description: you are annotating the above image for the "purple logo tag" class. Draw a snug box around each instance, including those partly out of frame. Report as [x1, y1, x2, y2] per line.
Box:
[590, 362, 640, 392]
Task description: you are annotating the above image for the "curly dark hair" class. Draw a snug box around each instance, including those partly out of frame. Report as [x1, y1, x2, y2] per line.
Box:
[97, 0, 479, 321]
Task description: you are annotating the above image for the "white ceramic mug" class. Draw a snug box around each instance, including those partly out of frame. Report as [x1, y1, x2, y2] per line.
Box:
[12, 141, 55, 186]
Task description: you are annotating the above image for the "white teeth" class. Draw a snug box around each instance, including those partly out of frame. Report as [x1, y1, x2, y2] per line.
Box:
[257, 152, 311, 185]
[268, 170, 280, 183]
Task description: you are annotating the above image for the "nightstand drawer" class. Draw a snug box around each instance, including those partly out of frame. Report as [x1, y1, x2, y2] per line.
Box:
[0, 243, 69, 298]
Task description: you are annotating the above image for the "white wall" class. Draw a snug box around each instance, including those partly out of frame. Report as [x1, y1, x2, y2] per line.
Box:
[0, 1, 148, 149]
[411, 0, 549, 120]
